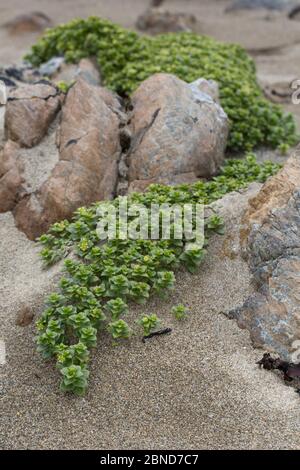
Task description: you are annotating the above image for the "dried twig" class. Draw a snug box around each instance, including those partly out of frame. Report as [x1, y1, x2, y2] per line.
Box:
[142, 327, 172, 342]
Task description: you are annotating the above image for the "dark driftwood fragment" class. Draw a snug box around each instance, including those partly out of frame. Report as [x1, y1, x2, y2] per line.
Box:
[142, 327, 172, 342]
[257, 353, 300, 382]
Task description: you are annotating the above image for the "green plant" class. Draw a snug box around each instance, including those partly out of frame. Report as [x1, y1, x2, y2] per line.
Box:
[179, 244, 206, 274]
[78, 326, 97, 348]
[278, 143, 290, 155]
[35, 156, 281, 394]
[56, 80, 74, 93]
[107, 274, 130, 298]
[171, 304, 189, 321]
[56, 342, 89, 369]
[206, 214, 225, 236]
[137, 314, 161, 337]
[60, 365, 89, 396]
[106, 298, 128, 320]
[153, 271, 175, 297]
[107, 319, 132, 340]
[25, 17, 298, 152]
[129, 281, 150, 304]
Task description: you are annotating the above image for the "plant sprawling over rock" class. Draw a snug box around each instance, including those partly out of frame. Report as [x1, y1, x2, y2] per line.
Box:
[36, 156, 281, 395]
[25, 16, 297, 152]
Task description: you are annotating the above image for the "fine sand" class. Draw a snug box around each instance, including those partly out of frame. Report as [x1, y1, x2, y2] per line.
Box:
[1, 187, 300, 450]
[1, 0, 300, 450]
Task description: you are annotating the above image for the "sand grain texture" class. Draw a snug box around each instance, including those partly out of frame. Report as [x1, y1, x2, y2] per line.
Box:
[1, 188, 300, 450]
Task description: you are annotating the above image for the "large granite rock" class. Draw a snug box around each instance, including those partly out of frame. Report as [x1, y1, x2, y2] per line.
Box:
[127, 74, 228, 191]
[230, 152, 300, 360]
[5, 83, 62, 148]
[40, 57, 101, 87]
[0, 140, 24, 212]
[14, 79, 122, 239]
[0, 73, 229, 238]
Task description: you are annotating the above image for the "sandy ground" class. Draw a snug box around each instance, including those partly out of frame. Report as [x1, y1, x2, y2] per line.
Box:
[1, 0, 300, 450]
[1, 187, 300, 450]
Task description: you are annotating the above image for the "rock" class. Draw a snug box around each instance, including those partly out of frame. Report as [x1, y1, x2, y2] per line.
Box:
[75, 58, 101, 86]
[127, 73, 228, 188]
[16, 304, 34, 326]
[289, 4, 300, 19]
[4, 12, 52, 34]
[0, 141, 24, 212]
[240, 152, 300, 251]
[189, 78, 220, 103]
[0, 75, 15, 88]
[41, 57, 101, 87]
[0, 116, 59, 216]
[4, 67, 23, 82]
[14, 79, 122, 239]
[39, 57, 65, 77]
[230, 152, 300, 360]
[5, 83, 62, 148]
[226, 0, 298, 12]
[136, 7, 198, 34]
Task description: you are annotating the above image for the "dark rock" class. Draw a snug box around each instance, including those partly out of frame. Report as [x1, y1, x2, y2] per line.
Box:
[0, 75, 16, 87]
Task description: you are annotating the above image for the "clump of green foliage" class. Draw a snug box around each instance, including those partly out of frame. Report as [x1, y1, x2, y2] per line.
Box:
[55, 80, 74, 93]
[25, 16, 297, 152]
[171, 304, 189, 321]
[137, 314, 161, 337]
[36, 155, 280, 395]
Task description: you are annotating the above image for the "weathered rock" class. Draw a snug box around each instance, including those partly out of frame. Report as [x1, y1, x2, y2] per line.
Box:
[127, 73, 228, 188]
[39, 57, 65, 77]
[230, 152, 300, 360]
[189, 78, 220, 104]
[136, 7, 197, 34]
[41, 57, 101, 87]
[0, 66, 41, 86]
[226, 0, 298, 12]
[5, 83, 62, 148]
[72, 58, 101, 86]
[4, 12, 52, 34]
[0, 140, 24, 212]
[14, 79, 122, 239]
[240, 152, 300, 251]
